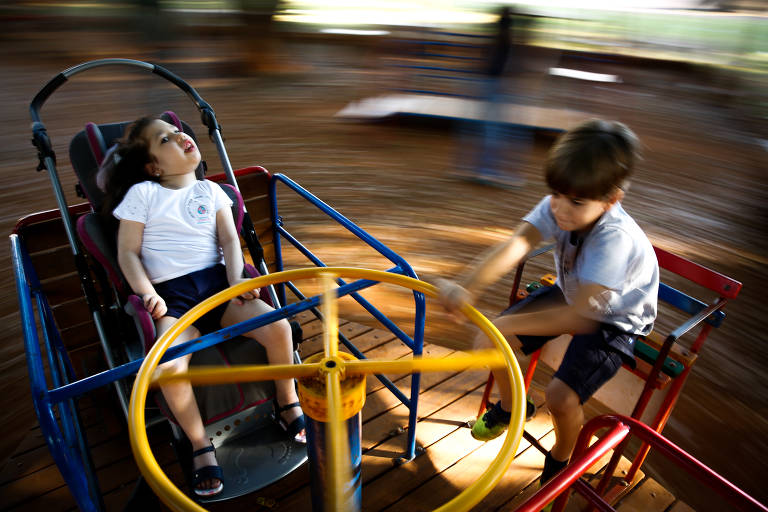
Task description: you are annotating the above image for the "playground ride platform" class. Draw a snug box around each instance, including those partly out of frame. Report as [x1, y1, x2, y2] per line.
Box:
[2, 310, 696, 512]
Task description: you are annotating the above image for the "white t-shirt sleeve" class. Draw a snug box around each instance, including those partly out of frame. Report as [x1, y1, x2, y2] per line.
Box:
[211, 182, 234, 212]
[113, 182, 149, 224]
[522, 195, 557, 241]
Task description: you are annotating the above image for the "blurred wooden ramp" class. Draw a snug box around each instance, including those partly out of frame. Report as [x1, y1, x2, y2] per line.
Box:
[336, 94, 590, 132]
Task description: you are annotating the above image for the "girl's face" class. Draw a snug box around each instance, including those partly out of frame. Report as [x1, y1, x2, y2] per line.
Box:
[142, 119, 201, 178]
[549, 191, 616, 233]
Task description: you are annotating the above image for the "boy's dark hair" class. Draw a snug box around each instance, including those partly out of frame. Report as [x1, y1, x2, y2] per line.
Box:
[100, 116, 161, 217]
[545, 119, 640, 200]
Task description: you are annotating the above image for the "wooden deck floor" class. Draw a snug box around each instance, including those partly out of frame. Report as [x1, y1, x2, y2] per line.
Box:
[0, 311, 692, 512]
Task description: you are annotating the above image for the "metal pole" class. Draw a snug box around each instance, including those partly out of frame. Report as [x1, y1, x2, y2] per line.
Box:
[306, 413, 363, 512]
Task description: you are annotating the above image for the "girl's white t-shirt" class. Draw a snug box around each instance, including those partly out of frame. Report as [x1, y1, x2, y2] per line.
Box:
[113, 180, 233, 283]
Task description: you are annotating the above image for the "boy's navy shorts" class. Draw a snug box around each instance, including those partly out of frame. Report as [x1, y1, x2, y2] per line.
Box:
[153, 264, 230, 338]
[500, 284, 630, 404]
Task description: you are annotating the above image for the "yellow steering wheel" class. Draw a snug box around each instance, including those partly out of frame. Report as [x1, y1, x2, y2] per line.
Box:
[128, 267, 526, 512]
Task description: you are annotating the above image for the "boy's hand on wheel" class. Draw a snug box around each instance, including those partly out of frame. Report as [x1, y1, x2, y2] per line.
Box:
[435, 278, 472, 323]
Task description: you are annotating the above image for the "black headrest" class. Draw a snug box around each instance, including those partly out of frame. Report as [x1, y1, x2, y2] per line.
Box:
[69, 111, 205, 212]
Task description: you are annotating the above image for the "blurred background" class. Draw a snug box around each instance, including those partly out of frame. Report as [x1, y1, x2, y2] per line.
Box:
[1, 1, 766, 511]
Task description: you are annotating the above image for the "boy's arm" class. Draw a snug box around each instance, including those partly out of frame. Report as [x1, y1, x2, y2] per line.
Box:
[460, 221, 542, 296]
[494, 281, 607, 337]
[216, 206, 259, 303]
[439, 221, 541, 313]
[117, 219, 167, 319]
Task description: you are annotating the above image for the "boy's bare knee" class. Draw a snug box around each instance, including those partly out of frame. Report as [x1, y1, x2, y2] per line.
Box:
[545, 379, 580, 416]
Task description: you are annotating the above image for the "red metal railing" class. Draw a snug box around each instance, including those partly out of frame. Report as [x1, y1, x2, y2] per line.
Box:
[515, 414, 768, 512]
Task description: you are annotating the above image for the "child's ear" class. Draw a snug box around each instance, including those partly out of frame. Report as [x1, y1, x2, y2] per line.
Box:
[145, 162, 159, 177]
[604, 188, 624, 210]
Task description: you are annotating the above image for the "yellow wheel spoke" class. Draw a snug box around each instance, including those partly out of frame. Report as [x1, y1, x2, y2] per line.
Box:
[342, 349, 506, 376]
[150, 350, 505, 387]
[152, 362, 323, 386]
[321, 271, 340, 358]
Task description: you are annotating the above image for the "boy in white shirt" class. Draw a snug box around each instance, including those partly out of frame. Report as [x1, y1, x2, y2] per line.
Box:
[438, 119, 658, 485]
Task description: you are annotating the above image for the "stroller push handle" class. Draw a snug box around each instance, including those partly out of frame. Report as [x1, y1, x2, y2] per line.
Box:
[29, 58, 211, 125]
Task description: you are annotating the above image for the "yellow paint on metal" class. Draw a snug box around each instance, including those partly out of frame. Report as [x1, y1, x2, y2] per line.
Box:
[128, 267, 525, 512]
[152, 362, 324, 386]
[297, 353, 366, 421]
[321, 271, 340, 358]
[151, 350, 505, 387]
[344, 349, 506, 375]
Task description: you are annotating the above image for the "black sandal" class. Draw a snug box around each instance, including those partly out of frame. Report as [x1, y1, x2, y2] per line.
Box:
[192, 444, 224, 497]
[276, 401, 307, 443]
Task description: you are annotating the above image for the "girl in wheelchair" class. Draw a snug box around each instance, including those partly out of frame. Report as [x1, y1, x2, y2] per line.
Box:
[101, 116, 306, 497]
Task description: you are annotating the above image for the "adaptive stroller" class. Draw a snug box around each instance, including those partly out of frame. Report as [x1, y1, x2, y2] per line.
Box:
[17, 57, 430, 510]
[28, 59, 308, 502]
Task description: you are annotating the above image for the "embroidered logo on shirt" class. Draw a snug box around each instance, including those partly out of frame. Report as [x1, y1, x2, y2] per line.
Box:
[186, 193, 214, 224]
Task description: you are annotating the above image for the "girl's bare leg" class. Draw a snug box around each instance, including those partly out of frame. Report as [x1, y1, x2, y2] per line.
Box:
[154, 317, 219, 491]
[222, 299, 303, 426]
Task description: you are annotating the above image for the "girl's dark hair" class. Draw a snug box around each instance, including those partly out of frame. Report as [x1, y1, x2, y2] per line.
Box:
[100, 116, 161, 216]
[544, 119, 640, 200]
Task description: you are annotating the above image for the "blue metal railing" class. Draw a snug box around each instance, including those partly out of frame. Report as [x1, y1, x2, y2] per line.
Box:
[269, 173, 426, 461]
[11, 234, 102, 511]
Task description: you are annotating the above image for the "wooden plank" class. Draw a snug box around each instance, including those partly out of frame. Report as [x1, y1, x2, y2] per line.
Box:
[1, 416, 177, 511]
[0, 461, 67, 509]
[361, 368, 490, 452]
[250, 217, 274, 242]
[57, 320, 99, 352]
[232, 168, 270, 195]
[39, 273, 87, 306]
[362, 389, 491, 487]
[479, 432, 558, 512]
[243, 195, 272, 226]
[379, 423, 549, 511]
[361, 346, 462, 423]
[25, 246, 78, 281]
[616, 477, 676, 512]
[364, 343, 456, 397]
[17, 220, 72, 254]
[49, 297, 93, 330]
[0, 425, 120, 485]
[299, 321, 404, 360]
[367, 395, 556, 511]
[3, 482, 75, 511]
[669, 500, 696, 512]
[370, 408, 505, 510]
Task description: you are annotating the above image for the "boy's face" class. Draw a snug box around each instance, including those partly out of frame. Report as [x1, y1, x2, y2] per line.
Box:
[549, 191, 616, 233]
